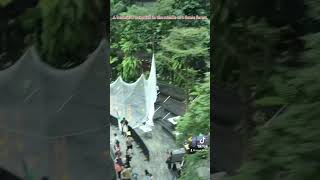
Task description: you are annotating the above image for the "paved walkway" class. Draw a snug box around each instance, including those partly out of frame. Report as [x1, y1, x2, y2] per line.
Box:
[110, 123, 177, 180]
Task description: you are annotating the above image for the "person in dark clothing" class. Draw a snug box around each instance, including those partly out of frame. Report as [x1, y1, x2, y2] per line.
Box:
[116, 157, 124, 166]
[115, 140, 120, 149]
[166, 151, 172, 169]
[125, 151, 132, 167]
[41, 177, 49, 180]
[125, 158, 131, 168]
[115, 151, 121, 158]
[114, 133, 120, 150]
[172, 163, 177, 171]
[121, 118, 126, 136]
[120, 118, 125, 124]
[126, 153, 132, 162]
[113, 133, 119, 145]
[145, 170, 153, 180]
[115, 145, 121, 157]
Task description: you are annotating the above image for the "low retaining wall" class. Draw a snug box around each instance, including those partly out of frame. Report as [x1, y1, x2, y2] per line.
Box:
[110, 115, 150, 161]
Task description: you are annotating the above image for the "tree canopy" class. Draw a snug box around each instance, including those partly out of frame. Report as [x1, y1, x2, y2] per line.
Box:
[214, 0, 320, 178]
[176, 73, 210, 145]
[110, 0, 210, 85]
[0, 0, 106, 69]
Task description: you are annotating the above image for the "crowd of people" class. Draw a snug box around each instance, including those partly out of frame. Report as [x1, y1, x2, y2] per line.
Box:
[113, 118, 153, 180]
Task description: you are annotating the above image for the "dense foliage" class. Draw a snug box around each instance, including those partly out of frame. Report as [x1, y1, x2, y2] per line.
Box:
[179, 150, 210, 180]
[176, 74, 210, 180]
[176, 74, 210, 144]
[112, 0, 210, 17]
[38, 0, 103, 67]
[158, 27, 209, 88]
[110, 0, 210, 85]
[214, 0, 320, 179]
[0, 0, 105, 69]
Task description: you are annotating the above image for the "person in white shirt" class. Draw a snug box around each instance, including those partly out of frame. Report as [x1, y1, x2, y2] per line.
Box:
[122, 120, 129, 137]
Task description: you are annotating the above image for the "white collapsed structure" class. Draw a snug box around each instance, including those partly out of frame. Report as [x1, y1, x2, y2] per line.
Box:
[110, 54, 158, 131]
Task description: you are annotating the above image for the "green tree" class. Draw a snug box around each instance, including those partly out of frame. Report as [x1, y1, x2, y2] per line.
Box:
[213, 0, 320, 179]
[39, 0, 103, 68]
[212, 0, 306, 161]
[179, 150, 210, 180]
[111, 0, 132, 16]
[176, 74, 210, 180]
[158, 26, 209, 93]
[111, 19, 159, 81]
[123, 0, 181, 16]
[173, 0, 210, 17]
[120, 56, 142, 82]
[110, 0, 210, 82]
[227, 23, 320, 180]
[1, 0, 105, 69]
[176, 73, 210, 145]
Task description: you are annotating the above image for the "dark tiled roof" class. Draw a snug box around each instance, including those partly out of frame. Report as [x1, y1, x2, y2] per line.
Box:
[157, 83, 187, 101]
[154, 83, 187, 139]
[154, 93, 186, 121]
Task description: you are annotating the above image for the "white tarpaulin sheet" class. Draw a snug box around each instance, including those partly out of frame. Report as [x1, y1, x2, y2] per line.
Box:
[110, 55, 157, 129]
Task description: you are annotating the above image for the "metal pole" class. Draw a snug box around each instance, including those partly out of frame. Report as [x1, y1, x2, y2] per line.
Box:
[163, 96, 171, 103]
[155, 106, 161, 113]
[161, 112, 171, 121]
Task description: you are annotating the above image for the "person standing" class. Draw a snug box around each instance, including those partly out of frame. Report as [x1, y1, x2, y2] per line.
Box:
[125, 151, 132, 167]
[127, 147, 133, 156]
[115, 161, 124, 179]
[115, 145, 121, 157]
[115, 140, 120, 150]
[123, 120, 129, 137]
[114, 133, 119, 149]
[116, 157, 124, 166]
[121, 118, 126, 136]
[114, 133, 118, 141]
[144, 170, 153, 180]
[126, 133, 134, 153]
[166, 151, 172, 169]
[121, 165, 132, 180]
[172, 163, 177, 171]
